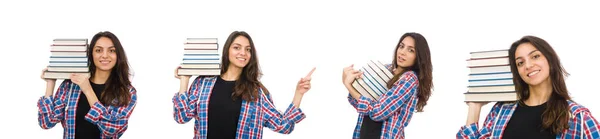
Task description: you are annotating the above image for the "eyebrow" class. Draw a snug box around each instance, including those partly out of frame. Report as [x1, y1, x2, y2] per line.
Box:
[94, 45, 115, 48]
[515, 50, 539, 60]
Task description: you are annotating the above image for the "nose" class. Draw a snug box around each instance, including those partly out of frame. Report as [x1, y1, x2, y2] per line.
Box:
[399, 48, 407, 56]
[101, 50, 109, 58]
[524, 60, 534, 70]
[240, 49, 247, 56]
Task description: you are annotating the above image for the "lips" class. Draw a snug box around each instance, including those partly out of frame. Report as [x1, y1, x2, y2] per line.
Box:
[527, 70, 540, 77]
[236, 57, 246, 61]
[397, 57, 405, 62]
[99, 60, 111, 64]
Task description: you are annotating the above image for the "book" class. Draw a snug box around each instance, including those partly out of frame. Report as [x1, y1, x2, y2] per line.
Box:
[351, 60, 393, 101]
[464, 92, 517, 102]
[467, 57, 509, 67]
[186, 38, 219, 44]
[469, 49, 509, 59]
[178, 38, 222, 76]
[465, 49, 517, 102]
[44, 38, 90, 79]
[469, 65, 511, 74]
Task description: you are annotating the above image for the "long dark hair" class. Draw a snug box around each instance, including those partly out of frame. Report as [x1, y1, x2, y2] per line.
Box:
[386, 32, 433, 112]
[87, 31, 132, 106]
[221, 31, 268, 102]
[509, 35, 571, 134]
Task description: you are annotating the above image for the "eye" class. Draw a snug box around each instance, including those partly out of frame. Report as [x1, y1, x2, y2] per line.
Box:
[516, 61, 523, 67]
[233, 46, 240, 50]
[95, 49, 101, 52]
[533, 54, 540, 59]
[409, 48, 415, 53]
[110, 49, 116, 53]
[399, 44, 404, 49]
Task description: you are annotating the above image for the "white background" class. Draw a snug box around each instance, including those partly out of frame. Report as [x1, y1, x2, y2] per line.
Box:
[1, 0, 599, 138]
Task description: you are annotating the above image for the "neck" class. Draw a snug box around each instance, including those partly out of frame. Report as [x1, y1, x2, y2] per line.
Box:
[524, 78, 553, 106]
[92, 69, 111, 84]
[222, 66, 242, 81]
[394, 66, 405, 75]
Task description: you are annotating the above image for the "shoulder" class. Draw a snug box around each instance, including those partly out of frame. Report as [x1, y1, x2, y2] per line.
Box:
[567, 100, 591, 116]
[127, 85, 137, 94]
[487, 101, 517, 114]
[59, 79, 73, 87]
[192, 76, 218, 84]
[400, 70, 418, 82]
[493, 101, 517, 108]
[384, 63, 393, 71]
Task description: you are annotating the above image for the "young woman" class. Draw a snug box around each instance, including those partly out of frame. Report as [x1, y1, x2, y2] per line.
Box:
[343, 32, 434, 139]
[37, 31, 138, 139]
[173, 31, 315, 139]
[456, 35, 600, 138]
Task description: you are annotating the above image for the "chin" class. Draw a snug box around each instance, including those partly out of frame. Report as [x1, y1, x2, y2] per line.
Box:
[97, 67, 113, 71]
[233, 63, 248, 68]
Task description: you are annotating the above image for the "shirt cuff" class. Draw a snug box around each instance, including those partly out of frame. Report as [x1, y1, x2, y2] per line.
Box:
[285, 103, 306, 123]
[173, 92, 188, 110]
[38, 96, 54, 113]
[356, 95, 374, 114]
[85, 101, 107, 124]
[458, 122, 479, 137]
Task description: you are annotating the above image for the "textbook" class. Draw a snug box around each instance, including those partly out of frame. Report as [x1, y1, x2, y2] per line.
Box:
[351, 60, 394, 101]
[177, 38, 221, 76]
[44, 38, 90, 79]
[464, 49, 517, 102]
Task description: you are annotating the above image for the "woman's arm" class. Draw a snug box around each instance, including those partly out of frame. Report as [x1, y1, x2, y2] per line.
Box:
[260, 89, 306, 134]
[574, 108, 600, 138]
[84, 86, 137, 137]
[37, 80, 70, 129]
[173, 76, 203, 124]
[456, 102, 502, 139]
[354, 71, 418, 121]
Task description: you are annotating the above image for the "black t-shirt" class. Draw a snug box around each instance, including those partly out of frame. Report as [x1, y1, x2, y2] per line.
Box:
[360, 115, 383, 139]
[207, 76, 243, 139]
[503, 102, 555, 139]
[75, 80, 103, 139]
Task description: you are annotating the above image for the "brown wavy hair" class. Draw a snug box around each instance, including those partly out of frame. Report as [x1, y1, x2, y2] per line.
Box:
[221, 31, 268, 102]
[87, 31, 132, 106]
[386, 32, 433, 112]
[508, 35, 571, 134]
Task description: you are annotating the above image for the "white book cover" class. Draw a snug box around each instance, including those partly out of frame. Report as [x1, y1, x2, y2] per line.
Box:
[468, 72, 513, 81]
[51, 52, 87, 57]
[469, 65, 511, 74]
[468, 79, 514, 87]
[186, 38, 218, 44]
[183, 49, 219, 55]
[467, 58, 509, 67]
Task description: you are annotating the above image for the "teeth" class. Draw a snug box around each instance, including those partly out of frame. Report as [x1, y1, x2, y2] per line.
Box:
[237, 58, 246, 61]
[528, 70, 540, 77]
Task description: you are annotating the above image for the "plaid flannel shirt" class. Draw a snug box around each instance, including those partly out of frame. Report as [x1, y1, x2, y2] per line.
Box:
[172, 76, 306, 139]
[457, 100, 600, 139]
[347, 64, 420, 139]
[37, 80, 138, 139]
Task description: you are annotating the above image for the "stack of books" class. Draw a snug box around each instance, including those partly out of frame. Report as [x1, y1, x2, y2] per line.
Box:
[464, 49, 517, 102]
[351, 60, 394, 101]
[177, 38, 221, 76]
[44, 38, 90, 79]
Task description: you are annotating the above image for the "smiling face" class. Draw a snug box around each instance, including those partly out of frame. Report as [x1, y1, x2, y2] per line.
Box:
[92, 37, 117, 72]
[227, 36, 252, 70]
[395, 36, 417, 68]
[514, 42, 551, 86]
